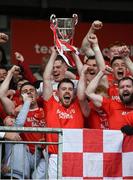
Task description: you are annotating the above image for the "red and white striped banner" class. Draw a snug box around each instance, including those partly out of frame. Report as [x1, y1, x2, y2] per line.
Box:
[62, 129, 133, 179]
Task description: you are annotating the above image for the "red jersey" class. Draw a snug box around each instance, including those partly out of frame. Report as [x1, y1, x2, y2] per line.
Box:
[86, 102, 109, 129]
[12, 90, 23, 107]
[107, 72, 132, 102]
[107, 73, 115, 86]
[0, 102, 7, 124]
[44, 96, 84, 154]
[101, 97, 133, 129]
[108, 84, 120, 102]
[123, 112, 133, 126]
[21, 107, 46, 153]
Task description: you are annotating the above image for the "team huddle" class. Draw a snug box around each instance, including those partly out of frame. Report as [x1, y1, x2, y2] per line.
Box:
[0, 20, 133, 179]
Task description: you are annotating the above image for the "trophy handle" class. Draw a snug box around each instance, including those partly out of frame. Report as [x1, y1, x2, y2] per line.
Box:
[72, 14, 78, 25]
[50, 14, 57, 25]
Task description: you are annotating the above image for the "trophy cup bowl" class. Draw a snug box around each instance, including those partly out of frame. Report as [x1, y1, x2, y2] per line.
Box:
[50, 14, 78, 51]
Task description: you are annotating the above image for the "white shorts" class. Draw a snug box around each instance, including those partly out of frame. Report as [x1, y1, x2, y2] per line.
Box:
[48, 154, 58, 179]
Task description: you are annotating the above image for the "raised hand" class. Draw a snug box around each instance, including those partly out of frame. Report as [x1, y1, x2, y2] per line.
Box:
[81, 64, 90, 75]
[0, 33, 8, 43]
[9, 65, 20, 74]
[50, 46, 57, 54]
[15, 52, 24, 62]
[102, 65, 113, 75]
[21, 93, 32, 103]
[87, 33, 98, 47]
[91, 20, 103, 31]
[117, 45, 130, 58]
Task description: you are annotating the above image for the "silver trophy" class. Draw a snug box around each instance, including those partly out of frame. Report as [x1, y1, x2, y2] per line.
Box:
[50, 14, 78, 51]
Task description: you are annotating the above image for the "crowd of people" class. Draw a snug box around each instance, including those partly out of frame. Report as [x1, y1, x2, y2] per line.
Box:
[0, 20, 133, 179]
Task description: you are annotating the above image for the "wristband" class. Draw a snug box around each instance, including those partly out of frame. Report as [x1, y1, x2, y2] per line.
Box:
[93, 46, 100, 51]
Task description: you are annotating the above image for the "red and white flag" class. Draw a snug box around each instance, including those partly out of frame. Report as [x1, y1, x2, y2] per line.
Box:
[62, 129, 133, 179]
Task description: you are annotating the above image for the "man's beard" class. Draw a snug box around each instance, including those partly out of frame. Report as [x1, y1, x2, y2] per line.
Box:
[119, 93, 133, 105]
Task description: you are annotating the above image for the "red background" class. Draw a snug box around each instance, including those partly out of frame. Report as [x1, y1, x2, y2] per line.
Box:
[11, 19, 133, 65]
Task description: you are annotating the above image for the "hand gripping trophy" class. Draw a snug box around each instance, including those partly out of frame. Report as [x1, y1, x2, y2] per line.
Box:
[50, 14, 79, 67]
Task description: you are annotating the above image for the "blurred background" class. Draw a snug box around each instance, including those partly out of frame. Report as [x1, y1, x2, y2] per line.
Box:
[0, 0, 133, 23]
[0, 0, 133, 22]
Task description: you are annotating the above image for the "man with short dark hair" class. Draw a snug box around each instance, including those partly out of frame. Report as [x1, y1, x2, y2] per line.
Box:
[107, 45, 133, 102]
[0, 66, 46, 179]
[37, 47, 78, 98]
[43, 48, 89, 178]
[85, 65, 133, 130]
